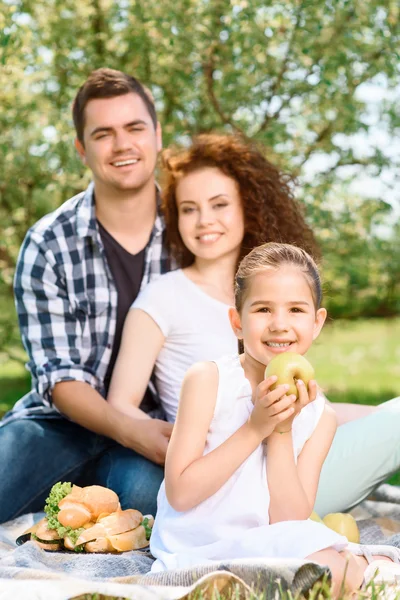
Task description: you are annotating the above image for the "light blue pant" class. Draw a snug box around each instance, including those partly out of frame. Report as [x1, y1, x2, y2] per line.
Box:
[315, 397, 400, 516]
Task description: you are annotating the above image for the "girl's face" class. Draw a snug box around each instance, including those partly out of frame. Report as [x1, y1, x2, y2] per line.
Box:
[176, 167, 245, 264]
[229, 265, 327, 369]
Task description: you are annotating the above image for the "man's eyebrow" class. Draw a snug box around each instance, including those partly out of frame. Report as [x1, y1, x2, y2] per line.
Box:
[89, 120, 147, 137]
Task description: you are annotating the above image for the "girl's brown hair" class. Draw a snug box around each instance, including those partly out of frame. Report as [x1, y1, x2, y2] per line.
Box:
[234, 242, 322, 313]
[161, 133, 320, 267]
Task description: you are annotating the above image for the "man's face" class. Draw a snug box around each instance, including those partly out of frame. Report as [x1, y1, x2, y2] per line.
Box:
[75, 93, 162, 196]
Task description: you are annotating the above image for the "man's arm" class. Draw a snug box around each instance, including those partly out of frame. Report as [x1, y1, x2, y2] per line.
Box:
[52, 381, 172, 464]
[14, 231, 172, 464]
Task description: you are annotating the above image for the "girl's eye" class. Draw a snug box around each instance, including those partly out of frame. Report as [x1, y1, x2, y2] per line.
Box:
[291, 307, 304, 313]
[256, 307, 270, 313]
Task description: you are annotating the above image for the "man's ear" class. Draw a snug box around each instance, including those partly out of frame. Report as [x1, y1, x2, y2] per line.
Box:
[313, 307, 327, 341]
[229, 307, 243, 339]
[75, 138, 87, 164]
[156, 121, 162, 153]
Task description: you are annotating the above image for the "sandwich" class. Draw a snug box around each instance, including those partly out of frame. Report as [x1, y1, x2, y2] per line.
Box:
[31, 481, 154, 553]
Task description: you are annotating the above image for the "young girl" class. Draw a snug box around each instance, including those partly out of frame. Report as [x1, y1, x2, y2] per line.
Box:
[149, 243, 400, 596]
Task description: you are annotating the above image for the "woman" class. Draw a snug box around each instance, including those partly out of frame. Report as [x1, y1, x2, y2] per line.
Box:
[108, 133, 400, 516]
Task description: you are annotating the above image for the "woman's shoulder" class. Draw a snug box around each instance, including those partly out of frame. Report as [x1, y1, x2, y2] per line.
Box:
[147, 268, 184, 290]
[134, 269, 183, 302]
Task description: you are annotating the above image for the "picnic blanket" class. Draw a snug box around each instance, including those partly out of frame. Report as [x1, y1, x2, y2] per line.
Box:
[1, 483, 400, 600]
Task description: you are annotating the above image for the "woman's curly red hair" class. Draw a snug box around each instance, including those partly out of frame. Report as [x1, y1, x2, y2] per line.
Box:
[161, 133, 320, 267]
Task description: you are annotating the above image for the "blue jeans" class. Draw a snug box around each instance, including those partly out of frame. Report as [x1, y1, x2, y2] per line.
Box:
[0, 418, 164, 524]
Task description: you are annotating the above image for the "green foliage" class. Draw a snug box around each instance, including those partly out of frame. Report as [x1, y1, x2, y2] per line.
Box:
[141, 517, 152, 541]
[0, 0, 399, 358]
[44, 481, 73, 524]
[44, 481, 85, 549]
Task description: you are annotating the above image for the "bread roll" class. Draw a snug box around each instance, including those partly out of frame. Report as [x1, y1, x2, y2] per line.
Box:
[34, 519, 62, 551]
[57, 501, 92, 528]
[76, 509, 143, 546]
[108, 525, 147, 552]
[85, 537, 114, 553]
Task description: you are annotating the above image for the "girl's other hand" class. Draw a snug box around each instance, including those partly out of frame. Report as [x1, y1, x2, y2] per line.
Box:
[248, 376, 296, 440]
[274, 378, 318, 433]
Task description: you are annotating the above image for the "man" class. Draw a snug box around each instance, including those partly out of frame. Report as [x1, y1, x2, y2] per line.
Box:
[0, 68, 174, 523]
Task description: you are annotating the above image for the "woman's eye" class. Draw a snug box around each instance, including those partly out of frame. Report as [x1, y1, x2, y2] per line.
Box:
[181, 207, 195, 214]
[213, 202, 228, 209]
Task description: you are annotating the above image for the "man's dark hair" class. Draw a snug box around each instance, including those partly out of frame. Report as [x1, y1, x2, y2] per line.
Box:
[72, 68, 157, 144]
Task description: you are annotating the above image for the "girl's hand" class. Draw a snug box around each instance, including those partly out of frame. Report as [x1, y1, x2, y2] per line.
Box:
[248, 376, 296, 440]
[274, 378, 318, 433]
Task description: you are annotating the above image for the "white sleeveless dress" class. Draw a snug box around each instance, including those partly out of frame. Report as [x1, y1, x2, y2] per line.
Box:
[150, 354, 348, 571]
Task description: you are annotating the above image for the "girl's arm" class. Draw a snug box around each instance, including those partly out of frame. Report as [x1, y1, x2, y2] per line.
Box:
[267, 403, 337, 523]
[107, 308, 165, 419]
[166, 364, 295, 512]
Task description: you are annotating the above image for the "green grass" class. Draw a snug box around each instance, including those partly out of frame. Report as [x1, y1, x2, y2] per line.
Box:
[66, 575, 400, 600]
[0, 356, 30, 417]
[307, 317, 399, 405]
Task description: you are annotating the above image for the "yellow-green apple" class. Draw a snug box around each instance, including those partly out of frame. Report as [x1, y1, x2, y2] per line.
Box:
[264, 352, 315, 398]
[309, 511, 324, 524]
[322, 513, 360, 543]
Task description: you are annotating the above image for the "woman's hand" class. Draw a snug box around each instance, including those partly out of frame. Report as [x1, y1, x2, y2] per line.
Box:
[248, 376, 296, 440]
[274, 378, 318, 433]
[119, 418, 173, 465]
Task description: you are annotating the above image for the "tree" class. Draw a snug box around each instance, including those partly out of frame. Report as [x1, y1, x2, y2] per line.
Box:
[1, 0, 399, 359]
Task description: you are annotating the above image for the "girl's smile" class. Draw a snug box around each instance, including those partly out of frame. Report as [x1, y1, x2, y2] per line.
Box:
[231, 265, 326, 374]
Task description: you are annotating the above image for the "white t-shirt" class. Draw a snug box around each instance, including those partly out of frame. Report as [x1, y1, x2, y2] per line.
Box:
[132, 269, 238, 421]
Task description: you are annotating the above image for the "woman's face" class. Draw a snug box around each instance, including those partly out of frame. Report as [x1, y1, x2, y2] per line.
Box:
[176, 167, 245, 264]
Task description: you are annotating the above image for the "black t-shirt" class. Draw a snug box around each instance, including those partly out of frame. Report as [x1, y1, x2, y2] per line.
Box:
[98, 221, 155, 411]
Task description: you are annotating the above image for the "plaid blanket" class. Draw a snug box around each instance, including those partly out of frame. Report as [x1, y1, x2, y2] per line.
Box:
[1, 483, 400, 600]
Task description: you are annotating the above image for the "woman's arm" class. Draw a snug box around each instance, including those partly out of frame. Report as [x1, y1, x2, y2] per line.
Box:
[267, 404, 337, 523]
[107, 308, 165, 419]
[53, 380, 172, 465]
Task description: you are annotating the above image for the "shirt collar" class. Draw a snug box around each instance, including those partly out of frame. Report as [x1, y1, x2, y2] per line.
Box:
[76, 181, 98, 240]
[76, 181, 165, 240]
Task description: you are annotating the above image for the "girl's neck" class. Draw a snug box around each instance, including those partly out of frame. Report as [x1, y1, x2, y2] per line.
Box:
[183, 254, 237, 305]
[240, 353, 266, 399]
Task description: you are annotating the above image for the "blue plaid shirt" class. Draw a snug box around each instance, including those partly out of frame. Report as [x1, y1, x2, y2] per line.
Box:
[2, 182, 174, 425]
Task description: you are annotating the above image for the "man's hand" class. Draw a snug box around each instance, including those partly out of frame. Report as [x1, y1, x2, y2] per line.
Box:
[119, 418, 173, 465]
